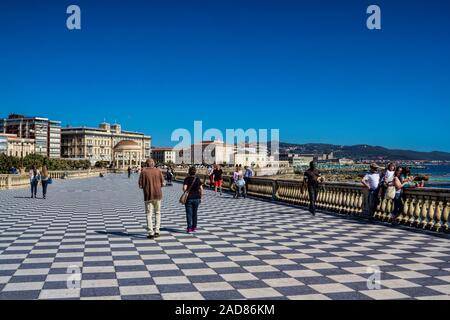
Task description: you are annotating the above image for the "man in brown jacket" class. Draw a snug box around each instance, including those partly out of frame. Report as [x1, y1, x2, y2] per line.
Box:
[139, 159, 164, 239]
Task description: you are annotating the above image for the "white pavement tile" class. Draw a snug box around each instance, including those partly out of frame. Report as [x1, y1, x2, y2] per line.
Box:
[153, 276, 190, 285]
[162, 292, 204, 300]
[360, 289, 410, 300]
[221, 273, 258, 282]
[119, 285, 159, 296]
[81, 279, 119, 288]
[428, 285, 450, 295]
[194, 282, 234, 292]
[39, 289, 81, 299]
[3, 282, 44, 292]
[310, 283, 354, 294]
[263, 278, 304, 288]
[288, 294, 331, 300]
[238, 287, 283, 299]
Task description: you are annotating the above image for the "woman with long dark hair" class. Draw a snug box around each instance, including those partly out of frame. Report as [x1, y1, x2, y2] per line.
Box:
[29, 165, 41, 198]
[183, 166, 203, 233]
[391, 167, 408, 224]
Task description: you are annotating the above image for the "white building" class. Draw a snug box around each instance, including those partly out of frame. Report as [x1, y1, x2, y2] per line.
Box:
[292, 155, 315, 167]
[177, 140, 278, 168]
[152, 148, 177, 165]
[0, 134, 35, 158]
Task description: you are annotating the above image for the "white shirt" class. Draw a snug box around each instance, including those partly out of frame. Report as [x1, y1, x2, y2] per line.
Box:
[384, 170, 394, 183]
[29, 169, 41, 181]
[363, 172, 380, 190]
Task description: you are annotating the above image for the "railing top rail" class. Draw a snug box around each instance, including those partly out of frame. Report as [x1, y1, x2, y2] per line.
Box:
[173, 170, 450, 195]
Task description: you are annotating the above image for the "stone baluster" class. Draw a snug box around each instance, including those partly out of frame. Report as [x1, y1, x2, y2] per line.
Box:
[420, 198, 430, 229]
[433, 201, 444, 231]
[412, 196, 423, 227]
[443, 201, 449, 232]
[426, 200, 436, 230]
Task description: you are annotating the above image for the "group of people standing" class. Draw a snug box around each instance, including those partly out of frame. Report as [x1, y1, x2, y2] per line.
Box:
[139, 158, 425, 240]
[138, 159, 203, 238]
[206, 164, 253, 198]
[362, 162, 424, 223]
[138, 160, 255, 239]
[231, 165, 254, 198]
[303, 161, 424, 224]
[29, 164, 51, 199]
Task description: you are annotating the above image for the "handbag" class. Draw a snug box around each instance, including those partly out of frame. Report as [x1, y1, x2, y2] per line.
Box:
[386, 186, 396, 200]
[48, 178, 53, 185]
[179, 177, 198, 205]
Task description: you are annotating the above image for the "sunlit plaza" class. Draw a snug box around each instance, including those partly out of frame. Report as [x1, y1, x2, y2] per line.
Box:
[0, 174, 449, 300]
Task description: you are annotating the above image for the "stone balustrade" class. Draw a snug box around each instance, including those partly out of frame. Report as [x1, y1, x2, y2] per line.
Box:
[0, 169, 107, 190]
[172, 171, 449, 233]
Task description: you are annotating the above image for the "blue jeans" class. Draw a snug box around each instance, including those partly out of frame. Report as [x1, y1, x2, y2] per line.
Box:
[307, 185, 319, 214]
[30, 179, 38, 196]
[42, 180, 49, 197]
[185, 199, 200, 230]
[234, 183, 246, 198]
[367, 189, 380, 217]
[392, 193, 403, 217]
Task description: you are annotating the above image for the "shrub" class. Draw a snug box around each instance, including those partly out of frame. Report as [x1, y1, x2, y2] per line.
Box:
[0, 154, 93, 172]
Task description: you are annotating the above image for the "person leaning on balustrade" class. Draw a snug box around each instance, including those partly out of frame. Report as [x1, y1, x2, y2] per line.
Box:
[361, 163, 381, 221]
[390, 166, 409, 225]
[303, 161, 322, 216]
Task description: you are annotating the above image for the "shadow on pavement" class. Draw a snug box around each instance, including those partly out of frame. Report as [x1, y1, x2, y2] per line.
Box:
[160, 227, 186, 234]
[95, 230, 148, 239]
[95, 227, 187, 238]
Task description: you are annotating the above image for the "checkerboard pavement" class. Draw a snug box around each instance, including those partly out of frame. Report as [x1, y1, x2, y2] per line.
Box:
[0, 174, 449, 300]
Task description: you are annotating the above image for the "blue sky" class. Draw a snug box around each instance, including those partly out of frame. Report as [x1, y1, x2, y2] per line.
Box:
[1, 0, 449, 151]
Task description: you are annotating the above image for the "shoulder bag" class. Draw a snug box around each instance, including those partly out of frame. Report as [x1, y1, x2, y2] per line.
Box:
[179, 177, 198, 205]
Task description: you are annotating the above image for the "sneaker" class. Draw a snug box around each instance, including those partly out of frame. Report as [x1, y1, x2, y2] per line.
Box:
[154, 233, 160, 238]
[186, 228, 192, 233]
[147, 234, 155, 239]
[192, 228, 197, 232]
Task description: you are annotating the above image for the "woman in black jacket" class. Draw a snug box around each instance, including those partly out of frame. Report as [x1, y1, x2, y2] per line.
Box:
[183, 166, 203, 233]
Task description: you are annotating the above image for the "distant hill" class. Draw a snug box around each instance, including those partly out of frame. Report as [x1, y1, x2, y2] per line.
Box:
[272, 142, 450, 161]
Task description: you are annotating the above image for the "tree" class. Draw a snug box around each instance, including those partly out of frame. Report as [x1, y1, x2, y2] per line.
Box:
[95, 161, 109, 168]
[23, 154, 46, 170]
[0, 154, 21, 173]
[1, 154, 92, 173]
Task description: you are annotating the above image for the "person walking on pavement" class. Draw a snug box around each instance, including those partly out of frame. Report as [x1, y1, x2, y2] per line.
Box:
[166, 167, 174, 186]
[183, 166, 203, 233]
[303, 161, 321, 216]
[127, 166, 132, 179]
[139, 159, 165, 239]
[212, 164, 223, 195]
[243, 166, 254, 194]
[41, 164, 50, 199]
[207, 165, 214, 189]
[29, 165, 41, 198]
